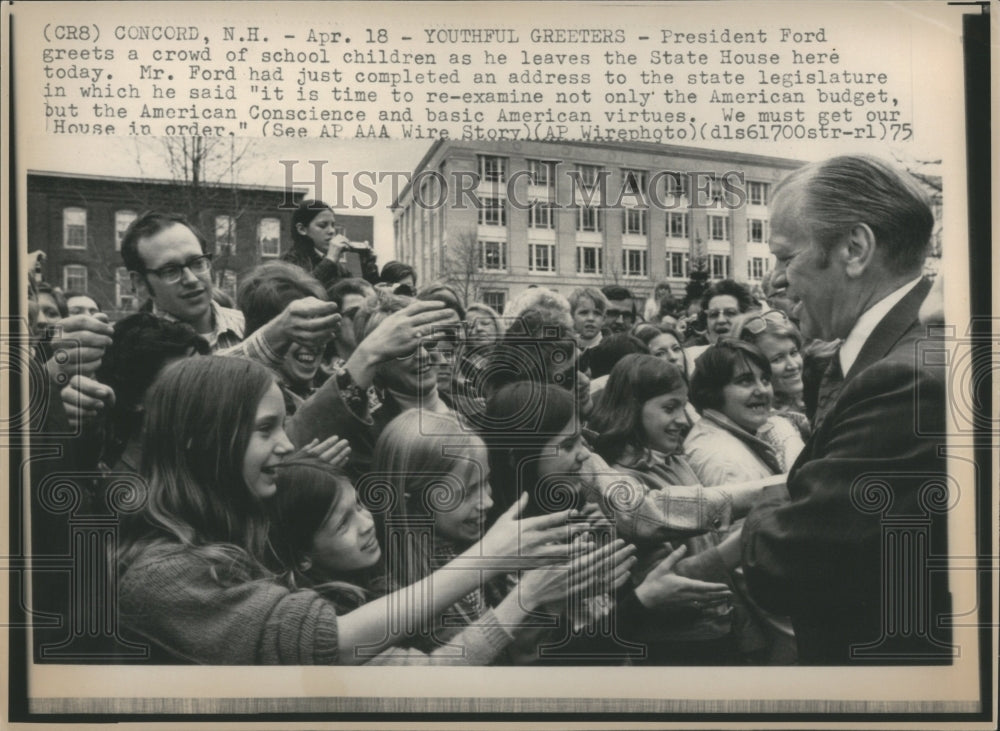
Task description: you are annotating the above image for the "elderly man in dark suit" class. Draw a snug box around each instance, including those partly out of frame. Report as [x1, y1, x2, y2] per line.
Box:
[741, 155, 952, 664]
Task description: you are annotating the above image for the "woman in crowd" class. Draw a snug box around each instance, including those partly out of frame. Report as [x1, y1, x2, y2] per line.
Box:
[416, 283, 467, 413]
[282, 199, 351, 288]
[733, 311, 811, 442]
[631, 323, 688, 375]
[685, 340, 803, 484]
[454, 302, 506, 418]
[466, 302, 504, 344]
[630, 324, 698, 425]
[116, 354, 628, 664]
[379, 261, 417, 293]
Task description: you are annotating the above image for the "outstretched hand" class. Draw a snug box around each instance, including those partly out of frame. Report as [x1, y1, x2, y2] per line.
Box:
[300, 434, 352, 469]
[473, 493, 593, 574]
[634, 545, 732, 610]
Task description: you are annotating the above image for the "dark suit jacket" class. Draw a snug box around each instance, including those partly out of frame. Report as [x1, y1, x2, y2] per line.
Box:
[741, 278, 952, 664]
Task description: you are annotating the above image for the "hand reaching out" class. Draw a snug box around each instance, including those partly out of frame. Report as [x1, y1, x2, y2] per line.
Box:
[300, 434, 352, 470]
[633, 545, 732, 610]
[473, 493, 591, 574]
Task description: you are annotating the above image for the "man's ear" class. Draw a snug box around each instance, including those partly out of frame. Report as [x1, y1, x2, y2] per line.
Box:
[298, 555, 313, 572]
[129, 270, 153, 299]
[844, 223, 877, 278]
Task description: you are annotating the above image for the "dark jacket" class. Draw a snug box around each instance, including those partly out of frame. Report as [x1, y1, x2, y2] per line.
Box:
[281, 244, 351, 291]
[741, 278, 952, 664]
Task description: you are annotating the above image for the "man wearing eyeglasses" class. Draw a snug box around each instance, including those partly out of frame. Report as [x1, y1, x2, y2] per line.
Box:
[600, 285, 637, 334]
[740, 155, 950, 665]
[121, 212, 243, 351]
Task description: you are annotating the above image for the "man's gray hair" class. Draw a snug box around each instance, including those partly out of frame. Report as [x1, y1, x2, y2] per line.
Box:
[773, 155, 934, 274]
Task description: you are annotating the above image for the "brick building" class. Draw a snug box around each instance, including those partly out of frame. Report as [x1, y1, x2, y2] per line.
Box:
[27, 171, 374, 318]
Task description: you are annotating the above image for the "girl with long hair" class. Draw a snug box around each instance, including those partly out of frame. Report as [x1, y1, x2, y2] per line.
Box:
[116, 355, 630, 664]
[281, 199, 351, 288]
[370, 409, 636, 658]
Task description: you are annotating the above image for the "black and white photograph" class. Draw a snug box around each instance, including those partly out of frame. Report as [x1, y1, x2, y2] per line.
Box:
[2, 1, 994, 727]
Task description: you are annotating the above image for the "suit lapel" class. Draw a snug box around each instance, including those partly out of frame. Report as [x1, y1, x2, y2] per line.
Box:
[842, 277, 933, 384]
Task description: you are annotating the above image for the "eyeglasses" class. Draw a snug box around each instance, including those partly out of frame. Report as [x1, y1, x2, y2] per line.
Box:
[606, 308, 635, 321]
[742, 310, 791, 336]
[706, 308, 740, 319]
[143, 255, 213, 284]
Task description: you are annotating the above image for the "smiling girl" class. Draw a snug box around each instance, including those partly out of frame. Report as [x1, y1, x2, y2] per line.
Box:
[685, 340, 800, 485]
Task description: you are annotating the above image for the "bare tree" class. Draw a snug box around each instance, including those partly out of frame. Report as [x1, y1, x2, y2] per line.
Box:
[439, 228, 489, 306]
[130, 136, 260, 294]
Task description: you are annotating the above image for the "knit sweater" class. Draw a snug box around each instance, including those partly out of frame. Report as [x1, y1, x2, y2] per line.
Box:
[119, 542, 515, 665]
[119, 544, 341, 665]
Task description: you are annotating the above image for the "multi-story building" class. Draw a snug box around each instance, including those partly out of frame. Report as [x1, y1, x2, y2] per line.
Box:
[28, 171, 374, 318]
[391, 140, 804, 314]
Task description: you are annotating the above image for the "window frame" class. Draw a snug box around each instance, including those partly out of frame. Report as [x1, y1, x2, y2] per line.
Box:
[62, 207, 87, 250]
[576, 244, 603, 275]
[528, 242, 557, 274]
[478, 239, 507, 271]
[257, 217, 282, 258]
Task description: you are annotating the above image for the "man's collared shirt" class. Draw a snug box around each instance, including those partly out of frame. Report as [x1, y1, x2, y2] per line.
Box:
[156, 300, 245, 352]
[838, 276, 923, 376]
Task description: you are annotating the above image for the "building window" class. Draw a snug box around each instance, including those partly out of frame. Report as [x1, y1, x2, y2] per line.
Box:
[215, 215, 236, 255]
[622, 248, 648, 277]
[479, 155, 506, 183]
[667, 212, 688, 239]
[623, 207, 646, 236]
[575, 163, 602, 191]
[115, 210, 137, 251]
[62, 264, 87, 292]
[577, 204, 601, 232]
[115, 267, 137, 311]
[664, 172, 688, 197]
[528, 159, 555, 187]
[528, 243, 556, 273]
[747, 218, 768, 244]
[478, 240, 507, 271]
[478, 197, 506, 227]
[576, 245, 603, 275]
[528, 201, 554, 229]
[748, 257, 767, 281]
[709, 214, 730, 241]
[219, 270, 238, 300]
[622, 169, 647, 197]
[668, 252, 689, 278]
[710, 254, 730, 279]
[63, 207, 87, 249]
[709, 177, 725, 204]
[482, 290, 506, 314]
[748, 181, 770, 206]
[258, 217, 281, 258]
